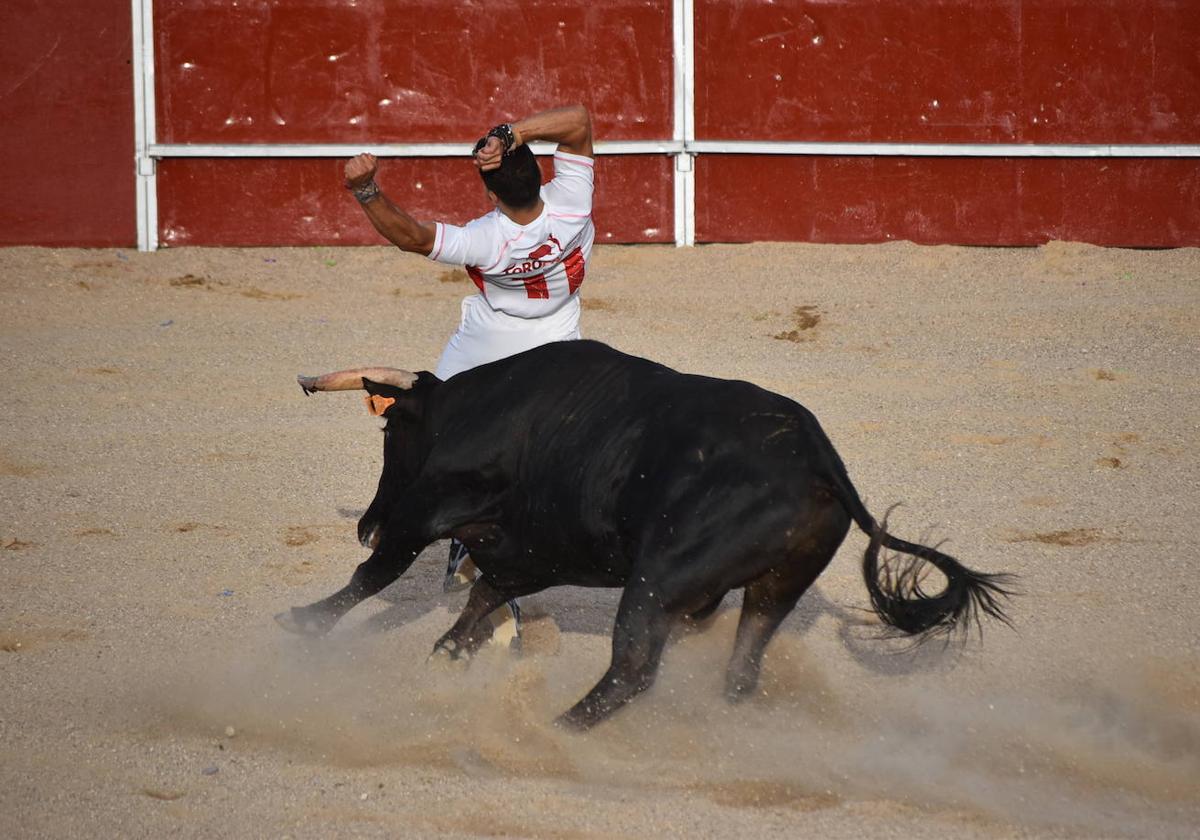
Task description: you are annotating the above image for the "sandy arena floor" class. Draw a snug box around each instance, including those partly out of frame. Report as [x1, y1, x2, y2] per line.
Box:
[1, 241, 1197, 838]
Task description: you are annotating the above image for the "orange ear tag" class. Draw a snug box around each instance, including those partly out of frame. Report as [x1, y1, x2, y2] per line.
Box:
[364, 394, 396, 416]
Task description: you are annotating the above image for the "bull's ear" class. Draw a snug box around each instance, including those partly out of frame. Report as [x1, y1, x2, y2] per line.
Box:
[361, 377, 398, 416]
[364, 393, 396, 416]
[362, 372, 437, 420]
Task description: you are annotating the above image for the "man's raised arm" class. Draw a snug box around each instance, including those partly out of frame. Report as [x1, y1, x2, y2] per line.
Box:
[474, 104, 593, 171]
[344, 153, 437, 256]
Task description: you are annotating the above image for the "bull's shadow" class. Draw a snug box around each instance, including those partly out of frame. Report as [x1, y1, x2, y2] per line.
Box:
[348, 535, 958, 679]
[357, 540, 624, 637]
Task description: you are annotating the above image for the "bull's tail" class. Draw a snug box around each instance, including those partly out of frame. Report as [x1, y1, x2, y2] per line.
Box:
[825, 456, 1014, 639]
[861, 507, 1014, 638]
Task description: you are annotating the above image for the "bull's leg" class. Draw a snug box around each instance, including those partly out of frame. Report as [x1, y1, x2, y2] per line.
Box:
[723, 567, 820, 701]
[723, 513, 849, 701]
[276, 500, 435, 637]
[557, 585, 674, 730]
[679, 595, 724, 633]
[703, 490, 850, 701]
[357, 498, 389, 549]
[275, 538, 427, 637]
[429, 576, 512, 661]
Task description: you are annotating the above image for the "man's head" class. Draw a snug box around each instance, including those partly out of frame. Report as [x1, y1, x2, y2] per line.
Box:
[474, 139, 542, 210]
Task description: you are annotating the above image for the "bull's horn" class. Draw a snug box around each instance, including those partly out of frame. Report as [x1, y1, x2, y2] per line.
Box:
[297, 367, 417, 395]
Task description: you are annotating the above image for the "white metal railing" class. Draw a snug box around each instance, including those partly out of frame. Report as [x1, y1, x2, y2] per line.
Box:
[131, 0, 1200, 251]
[686, 141, 1200, 158]
[146, 141, 685, 157]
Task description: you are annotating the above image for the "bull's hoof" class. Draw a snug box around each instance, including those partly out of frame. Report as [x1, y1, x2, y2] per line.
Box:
[427, 637, 473, 669]
[724, 684, 753, 704]
[724, 670, 760, 703]
[554, 705, 600, 732]
[720, 667, 758, 705]
[274, 606, 335, 637]
[357, 513, 384, 549]
[552, 710, 590, 729]
[357, 524, 381, 549]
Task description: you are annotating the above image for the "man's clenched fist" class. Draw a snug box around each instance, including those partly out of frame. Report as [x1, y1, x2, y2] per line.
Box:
[473, 136, 505, 172]
[344, 153, 378, 188]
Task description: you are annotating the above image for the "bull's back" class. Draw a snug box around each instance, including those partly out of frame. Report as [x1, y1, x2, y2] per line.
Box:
[430, 341, 839, 579]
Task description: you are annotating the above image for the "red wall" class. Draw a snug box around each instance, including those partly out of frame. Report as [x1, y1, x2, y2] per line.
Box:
[0, 0, 135, 246]
[696, 155, 1200, 247]
[692, 0, 1200, 245]
[696, 0, 1200, 145]
[156, 155, 675, 246]
[3, 1, 1197, 247]
[152, 0, 675, 246]
[153, 0, 673, 145]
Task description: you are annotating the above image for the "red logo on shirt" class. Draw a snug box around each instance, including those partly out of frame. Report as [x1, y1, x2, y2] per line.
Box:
[488, 235, 583, 299]
[503, 235, 563, 276]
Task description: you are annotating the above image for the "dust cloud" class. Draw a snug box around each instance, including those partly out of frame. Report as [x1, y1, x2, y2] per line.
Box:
[143, 607, 1199, 836]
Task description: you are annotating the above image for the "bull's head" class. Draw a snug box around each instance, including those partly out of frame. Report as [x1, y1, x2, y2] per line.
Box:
[296, 365, 437, 548]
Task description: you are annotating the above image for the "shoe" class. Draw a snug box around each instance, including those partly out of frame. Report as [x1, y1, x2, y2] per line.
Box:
[488, 599, 522, 652]
[443, 539, 476, 592]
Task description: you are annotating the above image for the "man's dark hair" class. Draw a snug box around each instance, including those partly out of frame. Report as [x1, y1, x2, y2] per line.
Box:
[475, 141, 542, 210]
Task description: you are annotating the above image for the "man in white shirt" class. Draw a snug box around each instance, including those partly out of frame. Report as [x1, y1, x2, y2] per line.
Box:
[342, 104, 595, 649]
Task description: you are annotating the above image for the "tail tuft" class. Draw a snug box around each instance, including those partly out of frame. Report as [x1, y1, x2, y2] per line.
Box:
[863, 507, 1015, 641]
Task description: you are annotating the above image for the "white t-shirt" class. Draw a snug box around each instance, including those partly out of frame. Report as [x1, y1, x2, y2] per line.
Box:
[427, 150, 595, 319]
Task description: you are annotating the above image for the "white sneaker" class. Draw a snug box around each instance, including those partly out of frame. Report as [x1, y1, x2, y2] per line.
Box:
[488, 600, 522, 652]
[443, 539, 476, 592]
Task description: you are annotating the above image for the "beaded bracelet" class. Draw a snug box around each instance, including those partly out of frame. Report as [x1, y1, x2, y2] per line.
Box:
[349, 180, 381, 204]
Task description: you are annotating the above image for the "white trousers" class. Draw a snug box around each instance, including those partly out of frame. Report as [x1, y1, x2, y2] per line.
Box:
[434, 294, 582, 646]
[435, 294, 582, 380]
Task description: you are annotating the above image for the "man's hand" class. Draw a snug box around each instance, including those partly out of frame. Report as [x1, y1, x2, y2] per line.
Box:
[473, 136, 505, 172]
[345, 153, 378, 188]
[343, 152, 436, 255]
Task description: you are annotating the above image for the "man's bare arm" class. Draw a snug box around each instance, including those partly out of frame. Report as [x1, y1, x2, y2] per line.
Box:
[475, 104, 593, 171]
[344, 153, 436, 255]
[513, 104, 593, 158]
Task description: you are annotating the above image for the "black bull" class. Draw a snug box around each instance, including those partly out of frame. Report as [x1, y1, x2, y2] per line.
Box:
[277, 340, 1012, 729]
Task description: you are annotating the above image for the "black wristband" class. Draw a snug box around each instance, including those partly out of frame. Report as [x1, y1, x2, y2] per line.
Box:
[486, 123, 517, 154]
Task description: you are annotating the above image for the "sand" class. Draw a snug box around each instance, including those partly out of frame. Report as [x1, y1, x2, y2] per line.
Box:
[1, 241, 1197, 838]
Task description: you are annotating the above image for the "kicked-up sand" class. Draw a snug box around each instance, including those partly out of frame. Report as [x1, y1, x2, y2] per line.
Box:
[1, 241, 1198, 838]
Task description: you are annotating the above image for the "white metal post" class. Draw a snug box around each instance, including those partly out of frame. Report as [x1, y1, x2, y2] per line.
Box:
[672, 0, 696, 246]
[132, 0, 157, 251]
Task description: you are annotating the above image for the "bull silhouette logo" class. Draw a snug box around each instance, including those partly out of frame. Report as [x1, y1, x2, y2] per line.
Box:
[527, 235, 562, 263]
